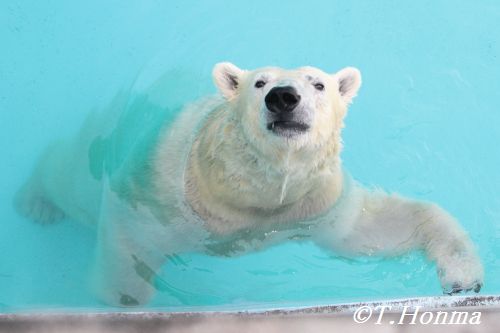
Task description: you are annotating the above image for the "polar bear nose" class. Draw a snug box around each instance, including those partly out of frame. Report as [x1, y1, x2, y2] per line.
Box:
[265, 86, 301, 113]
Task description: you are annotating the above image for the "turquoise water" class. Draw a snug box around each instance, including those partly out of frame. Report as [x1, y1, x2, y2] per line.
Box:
[1, 0, 499, 311]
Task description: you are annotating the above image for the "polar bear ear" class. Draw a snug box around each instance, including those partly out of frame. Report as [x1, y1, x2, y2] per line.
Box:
[334, 67, 362, 104]
[213, 62, 245, 100]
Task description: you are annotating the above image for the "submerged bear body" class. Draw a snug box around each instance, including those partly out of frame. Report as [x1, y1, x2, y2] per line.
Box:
[16, 63, 484, 306]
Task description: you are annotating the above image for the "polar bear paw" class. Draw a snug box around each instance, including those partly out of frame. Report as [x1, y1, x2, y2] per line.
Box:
[14, 181, 65, 224]
[444, 281, 482, 295]
[92, 279, 155, 307]
[438, 252, 484, 295]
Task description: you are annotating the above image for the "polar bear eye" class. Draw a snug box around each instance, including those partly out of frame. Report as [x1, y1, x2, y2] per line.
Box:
[254, 80, 266, 88]
[314, 83, 325, 91]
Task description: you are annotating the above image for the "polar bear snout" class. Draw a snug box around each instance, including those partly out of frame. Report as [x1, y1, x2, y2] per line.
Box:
[265, 86, 311, 136]
[265, 86, 301, 114]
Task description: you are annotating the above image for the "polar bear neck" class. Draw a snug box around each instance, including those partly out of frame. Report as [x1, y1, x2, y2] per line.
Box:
[184, 105, 344, 234]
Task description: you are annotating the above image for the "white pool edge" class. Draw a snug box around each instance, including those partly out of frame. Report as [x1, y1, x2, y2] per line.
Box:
[1, 295, 499, 319]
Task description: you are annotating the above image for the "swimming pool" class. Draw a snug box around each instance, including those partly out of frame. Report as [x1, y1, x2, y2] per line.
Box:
[1, 0, 499, 312]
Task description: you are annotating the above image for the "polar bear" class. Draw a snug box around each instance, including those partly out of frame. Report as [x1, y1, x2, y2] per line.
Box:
[15, 63, 483, 306]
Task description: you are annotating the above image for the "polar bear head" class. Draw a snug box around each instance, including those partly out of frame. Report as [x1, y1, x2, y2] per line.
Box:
[212, 63, 361, 159]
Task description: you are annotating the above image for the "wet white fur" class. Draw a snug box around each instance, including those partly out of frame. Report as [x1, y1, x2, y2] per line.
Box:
[16, 63, 483, 306]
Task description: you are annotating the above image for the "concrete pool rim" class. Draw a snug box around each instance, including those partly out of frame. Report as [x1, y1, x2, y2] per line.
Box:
[1, 295, 499, 319]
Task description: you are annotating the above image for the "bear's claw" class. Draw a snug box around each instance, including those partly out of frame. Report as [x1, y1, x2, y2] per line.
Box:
[444, 282, 482, 295]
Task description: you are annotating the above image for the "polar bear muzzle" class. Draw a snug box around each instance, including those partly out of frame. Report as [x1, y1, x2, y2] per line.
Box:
[265, 86, 301, 113]
[265, 86, 310, 136]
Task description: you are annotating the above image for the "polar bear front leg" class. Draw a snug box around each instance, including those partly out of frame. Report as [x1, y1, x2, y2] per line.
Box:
[91, 224, 168, 307]
[316, 188, 484, 294]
